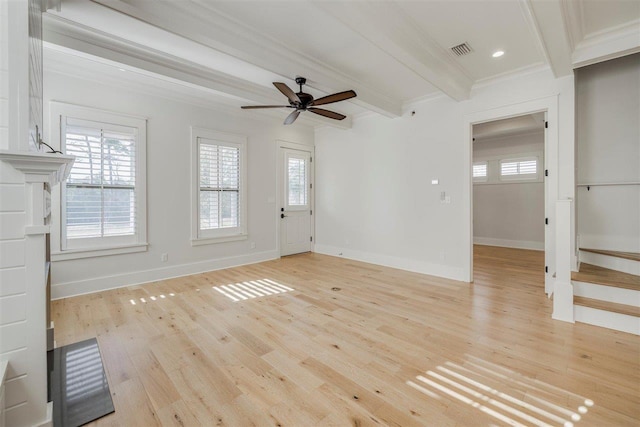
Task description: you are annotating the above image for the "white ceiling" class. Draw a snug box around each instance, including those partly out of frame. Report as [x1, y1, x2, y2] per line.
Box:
[44, 0, 640, 128]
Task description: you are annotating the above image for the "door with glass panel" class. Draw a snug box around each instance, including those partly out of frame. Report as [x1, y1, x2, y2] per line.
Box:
[279, 147, 312, 256]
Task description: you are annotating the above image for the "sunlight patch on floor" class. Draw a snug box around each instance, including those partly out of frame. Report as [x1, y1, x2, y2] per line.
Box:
[213, 278, 294, 302]
[130, 293, 175, 305]
[407, 355, 593, 427]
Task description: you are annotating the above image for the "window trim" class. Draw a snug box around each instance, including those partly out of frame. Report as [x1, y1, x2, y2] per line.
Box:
[50, 102, 148, 261]
[191, 127, 247, 245]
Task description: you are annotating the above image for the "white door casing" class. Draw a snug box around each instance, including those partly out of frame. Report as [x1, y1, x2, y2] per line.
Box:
[464, 95, 559, 294]
[278, 142, 313, 256]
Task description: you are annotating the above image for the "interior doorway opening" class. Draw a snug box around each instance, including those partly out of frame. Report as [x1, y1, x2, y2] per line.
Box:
[471, 113, 548, 288]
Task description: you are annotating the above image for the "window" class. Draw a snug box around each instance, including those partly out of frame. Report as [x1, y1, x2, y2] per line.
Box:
[51, 103, 147, 259]
[286, 153, 309, 209]
[473, 161, 488, 182]
[500, 157, 539, 181]
[191, 128, 247, 244]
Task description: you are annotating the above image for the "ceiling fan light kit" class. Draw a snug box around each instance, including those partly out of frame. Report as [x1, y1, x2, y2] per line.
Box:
[241, 77, 357, 125]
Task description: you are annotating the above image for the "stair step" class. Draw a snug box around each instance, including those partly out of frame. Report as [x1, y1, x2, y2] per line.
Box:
[574, 296, 640, 317]
[572, 263, 640, 291]
[580, 248, 640, 262]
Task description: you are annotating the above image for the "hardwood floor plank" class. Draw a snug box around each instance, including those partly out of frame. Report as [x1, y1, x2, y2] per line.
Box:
[52, 246, 640, 426]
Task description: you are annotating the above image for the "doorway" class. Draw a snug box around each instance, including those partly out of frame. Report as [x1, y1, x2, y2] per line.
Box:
[472, 112, 546, 251]
[277, 141, 314, 256]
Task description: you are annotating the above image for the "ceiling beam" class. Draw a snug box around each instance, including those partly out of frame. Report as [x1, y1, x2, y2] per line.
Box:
[90, 0, 402, 118]
[522, 0, 573, 77]
[43, 13, 352, 129]
[312, 1, 473, 102]
[43, 14, 352, 130]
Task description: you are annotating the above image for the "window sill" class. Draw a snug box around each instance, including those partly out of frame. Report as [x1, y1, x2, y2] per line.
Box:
[52, 243, 148, 261]
[191, 234, 247, 246]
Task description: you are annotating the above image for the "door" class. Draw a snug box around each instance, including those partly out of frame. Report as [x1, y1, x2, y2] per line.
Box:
[279, 146, 312, 256]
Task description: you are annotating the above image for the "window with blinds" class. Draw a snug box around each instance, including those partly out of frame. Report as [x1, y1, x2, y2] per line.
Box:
[199, 141, 240, 230]
[500, 157, 538, 181]
[64, 119, 137, 241]
[54, 104, 147, 256]
[473, 162, 488, 182]
[192, 128, 246, 244]
[287, 156, 308, 207]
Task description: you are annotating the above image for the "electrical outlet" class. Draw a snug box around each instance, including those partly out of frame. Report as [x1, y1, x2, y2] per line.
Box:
[161, 253, 168, 262]
[250, 242, 256, 249]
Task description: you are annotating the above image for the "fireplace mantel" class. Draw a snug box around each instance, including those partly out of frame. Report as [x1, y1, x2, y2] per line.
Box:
[0, 150, 74, 185]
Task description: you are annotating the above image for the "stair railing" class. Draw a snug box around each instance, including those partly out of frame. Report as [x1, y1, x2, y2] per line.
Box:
[553, 198, 575, 322]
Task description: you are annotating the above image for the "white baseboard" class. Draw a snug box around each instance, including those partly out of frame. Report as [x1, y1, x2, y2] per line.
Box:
[473, 237, 544, 251]
[52, 250, 279, 299]
[579, 250, 640, 276]
[314, 244, 467, 282]
[573, 281, 640, 306]
[574, 305, 640, 335]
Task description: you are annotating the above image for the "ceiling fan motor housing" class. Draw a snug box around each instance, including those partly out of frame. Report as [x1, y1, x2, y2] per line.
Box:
[295, 92, 314, 108]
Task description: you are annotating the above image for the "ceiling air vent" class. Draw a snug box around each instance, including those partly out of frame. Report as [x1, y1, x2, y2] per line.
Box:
[450, 42, 473, 57]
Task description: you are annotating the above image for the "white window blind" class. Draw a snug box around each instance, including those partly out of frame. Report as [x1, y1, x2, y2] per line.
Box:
[500, 158, 538, 178]
[199, 141, 240, 231]
[473, 162, 487, 178]
[64, 119, 137, 241]
[287, 156, 308, 206]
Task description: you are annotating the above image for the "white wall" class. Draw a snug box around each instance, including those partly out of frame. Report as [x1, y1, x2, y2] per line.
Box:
[0, 0, 8, 150]
[315, 68, 574, 282]
[576, 53, 640, 252]
[473, 132, 545, 250]
[45, 67, 314, 298]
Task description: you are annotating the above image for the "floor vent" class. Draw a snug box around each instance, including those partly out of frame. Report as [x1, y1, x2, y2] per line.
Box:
[450, 42, 473, 56]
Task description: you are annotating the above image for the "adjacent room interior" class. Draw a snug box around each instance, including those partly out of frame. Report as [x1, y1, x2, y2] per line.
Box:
[0, 1, 638, 426]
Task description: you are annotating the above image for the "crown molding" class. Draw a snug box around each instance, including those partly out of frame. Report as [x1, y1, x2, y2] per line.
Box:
[472, 63, 550, 91]
[572, 19, 640, 68]
[311, 1, 473, 102]
[90, 0, 402, 118]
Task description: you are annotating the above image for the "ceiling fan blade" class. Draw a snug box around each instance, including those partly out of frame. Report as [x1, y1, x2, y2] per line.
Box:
[284, 110, 301, 125]
[241, 105, 290, 109]
[311, 90, 357, 106]
[308, 107, 346, 121]
[273, 82, 301, 104]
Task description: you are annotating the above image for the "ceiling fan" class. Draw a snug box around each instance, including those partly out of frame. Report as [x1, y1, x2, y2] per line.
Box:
[241, 77, 357, 125]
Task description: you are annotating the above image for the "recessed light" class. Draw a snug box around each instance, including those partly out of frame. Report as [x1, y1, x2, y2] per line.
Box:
[118, 68, 126, 72]
[492, 50, 504, 58]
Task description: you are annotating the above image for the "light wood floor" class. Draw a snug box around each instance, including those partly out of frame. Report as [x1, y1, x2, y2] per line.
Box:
[52, 245, 640, 426]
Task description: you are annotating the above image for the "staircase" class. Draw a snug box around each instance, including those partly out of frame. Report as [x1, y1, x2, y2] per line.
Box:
[572, 249, 640, 335]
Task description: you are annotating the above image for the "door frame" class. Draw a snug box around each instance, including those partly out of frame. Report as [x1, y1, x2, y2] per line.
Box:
[464, 96, 559, 295]
[276, 140, 315, 257]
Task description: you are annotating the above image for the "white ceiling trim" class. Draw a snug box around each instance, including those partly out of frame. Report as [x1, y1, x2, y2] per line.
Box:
[312, 1, 473, 102]
[43, 14, 285, 105]
[572, 19, 640, 68]
[523, 0, 573, 77]
[471, 63, 550, 91]
[560, 0, 585, 51]
[43, 41, 351, 130]
[91, 0, 402, 118]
